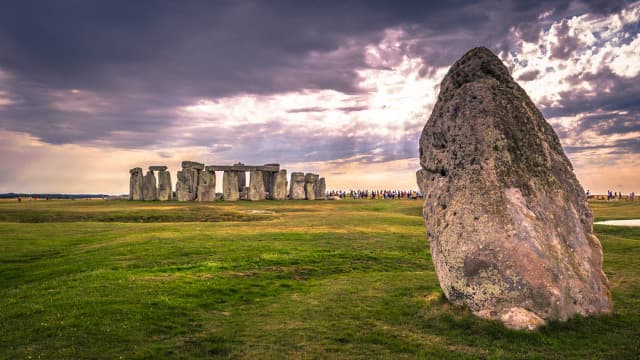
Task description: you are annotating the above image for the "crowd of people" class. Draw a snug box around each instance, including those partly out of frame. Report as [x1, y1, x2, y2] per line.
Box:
[326, 190, 424, 200]
[607, 190, 635, 201]
[585, 190, 636, 201]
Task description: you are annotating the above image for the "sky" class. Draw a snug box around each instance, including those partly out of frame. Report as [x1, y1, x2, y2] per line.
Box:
[0, 0, 638, 195]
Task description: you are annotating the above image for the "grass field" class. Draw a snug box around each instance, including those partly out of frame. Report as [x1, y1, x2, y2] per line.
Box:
[0, 199, 638, 359]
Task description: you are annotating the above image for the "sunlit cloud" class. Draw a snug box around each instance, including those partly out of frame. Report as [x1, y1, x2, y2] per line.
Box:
[0, 1, 638, 194]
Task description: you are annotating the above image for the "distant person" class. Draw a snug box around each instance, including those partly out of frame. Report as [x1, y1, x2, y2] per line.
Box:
[17, 197, 21, 203]
[586, 190, 590, 198]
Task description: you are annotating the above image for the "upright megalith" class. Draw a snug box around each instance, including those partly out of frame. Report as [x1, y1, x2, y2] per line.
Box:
[142, 170, 158, 201]
[304, 173, 317, 200]
[176, 161, 203, 201]
[156, 168, 172, 201]
[175, 170, 192, 201]
[197, 170, 216, 202]
[262, 163, 279, 199]
[235, 163, 246, 191]
[129, 167, 144, 200]
[248, 170, 267, 201]
[316, 177, 326, 200]
[271, 170, 288, 200]
[262, 172, 272, 199]
[417, 47, 611, 330]
[289, 172, 306, 200]
[222, 171, 239, 201]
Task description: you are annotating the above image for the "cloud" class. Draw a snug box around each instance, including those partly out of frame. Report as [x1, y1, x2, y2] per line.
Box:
[0, 1, 638, 194]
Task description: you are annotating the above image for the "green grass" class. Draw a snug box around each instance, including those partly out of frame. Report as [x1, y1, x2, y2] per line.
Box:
[0, 199, 639, 359]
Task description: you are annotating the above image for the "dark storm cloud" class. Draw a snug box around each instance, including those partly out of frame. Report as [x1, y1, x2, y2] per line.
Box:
[0, 0, 635, 165]
[576, 112, 640, 136]
[517, 69, 541, 81]
[542, 69, 640, 119]
[564, 137, 640, 155]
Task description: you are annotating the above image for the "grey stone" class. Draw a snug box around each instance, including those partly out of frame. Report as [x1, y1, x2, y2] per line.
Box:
[262, 171, 272, 199]
[157, 170, 172, 201]
[316, 177, 326, 200]
[289, 172, 306, 200]
[416, 169, 429, 194]
[237, 171, 246, 191]
[182, 161, 204, 170]
[271, 170, 288, 200]
[142, 171, 158, 201]
[129, 167, 143, 200]
[418, 47, 612, 330]
[239, 186, 249, 200]
[197, 170, 216, 202]
[222, 171, 239, 201]
[304, 173, 318, 200]
[248, 170, 267, 201]
[149, 165, 168, 171]
[175, 170, 195, 201]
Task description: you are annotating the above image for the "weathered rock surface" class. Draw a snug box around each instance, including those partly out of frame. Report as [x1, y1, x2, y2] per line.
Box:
[175, 170, 192, 201]
[315, 177, 326, 200]
[197, 170, 216, 202]
[222, 171, 239, 201]
[149, 165, 168, 171]
[233, 163, 246, 192]
[129, 167, 144, 200]
[304, 173, 318, 200]
[176, 161, 201, 201]
[142, 171, 158, 201]
[289, 172, 306, 200]
[271, 170, 288, 200]
[157, 170, 172, 201]
[181, 161, 204, 170]
[417, 47, 612, 330]
[248, 170, 267, 201]
[262, 171, 273, 199]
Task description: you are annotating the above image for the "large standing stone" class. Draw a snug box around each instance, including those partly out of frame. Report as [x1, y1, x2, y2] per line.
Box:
[222, 171, 239, 201]
[271, 170, 288, 200]
[181, 161, 204, 170]
[157, 170, 172, 201]
[248, 170, 266, 201]
[129, 167, 144, 200]
[235, 163, 246, 191]
[197, 170, 216, 202]
[315, 177, 326, 200]
[176, 161, 203, 201]
[417, 47, 612, 330]
[262, 171, 272, 199]
[289, 172, 306, 200]
[304, 173, 317, 200]
[176, 170, 193, 201]
[142, 171, 158, 201]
